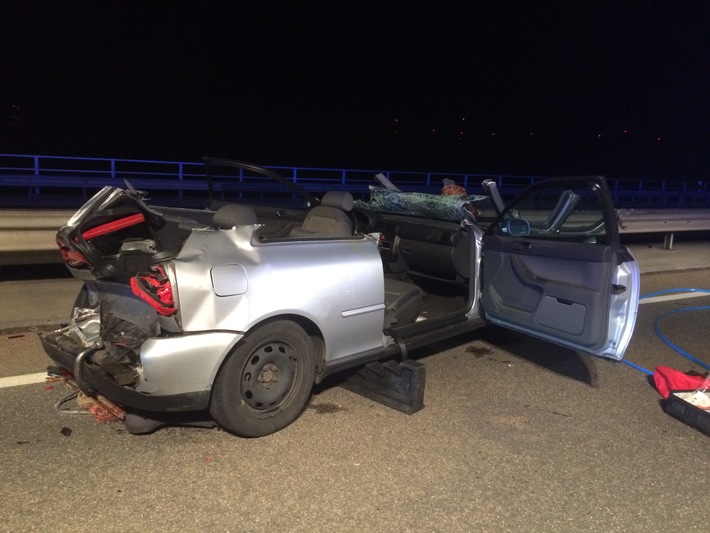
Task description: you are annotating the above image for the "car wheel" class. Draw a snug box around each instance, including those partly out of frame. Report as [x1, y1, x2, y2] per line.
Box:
[210, 320, 316, 437]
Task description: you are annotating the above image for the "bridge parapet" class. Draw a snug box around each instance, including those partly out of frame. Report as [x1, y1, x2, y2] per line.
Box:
[2, 153, 708, 209]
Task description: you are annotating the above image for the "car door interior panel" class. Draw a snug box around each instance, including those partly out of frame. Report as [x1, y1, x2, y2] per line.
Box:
[481, 233, 616, 348]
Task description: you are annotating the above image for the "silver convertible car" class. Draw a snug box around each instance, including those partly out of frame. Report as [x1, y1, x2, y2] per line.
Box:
[41, 158, 639, 437]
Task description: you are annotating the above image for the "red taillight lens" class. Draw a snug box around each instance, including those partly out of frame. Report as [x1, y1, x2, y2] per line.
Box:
[130, 265, 177, 316]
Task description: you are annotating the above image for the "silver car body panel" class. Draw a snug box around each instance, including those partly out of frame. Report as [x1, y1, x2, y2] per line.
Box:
[135, 332, 243, 395]
[605, 251, 640, 359]
[172, 225, 388, 362]
[462, 220, 484, 320]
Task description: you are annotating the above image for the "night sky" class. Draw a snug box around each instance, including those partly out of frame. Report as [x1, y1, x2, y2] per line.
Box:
[2, 1, 709, 179]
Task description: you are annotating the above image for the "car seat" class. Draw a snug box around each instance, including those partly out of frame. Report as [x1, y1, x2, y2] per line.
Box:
[383, 278, 424, 329]
[213, 204, 258, 228]
[290, 191, 354, 238]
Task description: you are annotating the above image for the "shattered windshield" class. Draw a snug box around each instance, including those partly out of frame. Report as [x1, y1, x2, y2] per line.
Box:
[357, 186, 492, 223]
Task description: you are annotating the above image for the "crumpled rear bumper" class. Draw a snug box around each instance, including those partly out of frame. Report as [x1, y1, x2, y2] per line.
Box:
[40, 332, 211, 413]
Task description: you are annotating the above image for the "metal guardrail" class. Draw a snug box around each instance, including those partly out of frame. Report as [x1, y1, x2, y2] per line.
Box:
[617, 208, 710, 249]
[0, 209, 75, 265]
[2, 153, 709, 208]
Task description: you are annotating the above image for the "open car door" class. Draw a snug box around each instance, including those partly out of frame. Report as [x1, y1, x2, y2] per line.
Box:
[480, 176, 639, 360]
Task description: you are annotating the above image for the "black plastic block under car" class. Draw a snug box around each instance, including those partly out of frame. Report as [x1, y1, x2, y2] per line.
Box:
[663, 390, 710, 436]
[341, 360, 426, 415]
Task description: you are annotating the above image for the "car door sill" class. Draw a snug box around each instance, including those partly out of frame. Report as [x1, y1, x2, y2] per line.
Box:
[389, 313, 485, 352]
[320, 314, 484, 381]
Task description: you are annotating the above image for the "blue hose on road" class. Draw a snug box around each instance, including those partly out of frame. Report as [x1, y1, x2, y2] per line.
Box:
[621, 359, 654, 376]
[622, 288, 710, 375]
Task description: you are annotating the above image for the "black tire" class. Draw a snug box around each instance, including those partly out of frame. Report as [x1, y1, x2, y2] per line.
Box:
[210, 320, 316, 437]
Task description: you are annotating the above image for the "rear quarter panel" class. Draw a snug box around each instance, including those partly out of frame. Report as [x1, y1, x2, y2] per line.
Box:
[172, 226, 386, 362]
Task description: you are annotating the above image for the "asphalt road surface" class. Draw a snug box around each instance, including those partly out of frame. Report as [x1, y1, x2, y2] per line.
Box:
[1, 259, 709, 531]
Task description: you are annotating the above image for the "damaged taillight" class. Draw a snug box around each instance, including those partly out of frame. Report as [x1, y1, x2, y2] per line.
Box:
[130, 264, 177, 316]
[56, 239, 90, 268]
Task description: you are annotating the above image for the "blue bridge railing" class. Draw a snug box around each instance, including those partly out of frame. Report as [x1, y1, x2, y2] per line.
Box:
[1, 153, 708, 209]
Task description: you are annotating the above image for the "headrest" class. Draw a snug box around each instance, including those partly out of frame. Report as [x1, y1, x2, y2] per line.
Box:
[213, 204, 257, 228]
[321, 191, 354, 212]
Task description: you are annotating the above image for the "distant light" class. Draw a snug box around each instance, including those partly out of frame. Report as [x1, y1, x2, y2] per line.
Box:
[623, 129, 629, 134]
[461, 117, 466, 121]
[432, 128, 437, 134]
[656, 136, 662, 141]
[529, 132, 534, 137]
[597, 133, 603, 139]
[491, 132, 496, 136]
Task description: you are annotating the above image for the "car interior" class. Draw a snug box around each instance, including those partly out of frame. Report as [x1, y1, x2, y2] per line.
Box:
[260, 197, 476, 333]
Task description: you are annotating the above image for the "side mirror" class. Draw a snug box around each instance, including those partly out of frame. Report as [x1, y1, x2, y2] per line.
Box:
[503, 218, 530, 236]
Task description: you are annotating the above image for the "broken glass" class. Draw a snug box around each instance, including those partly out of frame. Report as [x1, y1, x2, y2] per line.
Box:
[358, 186, 491, 222]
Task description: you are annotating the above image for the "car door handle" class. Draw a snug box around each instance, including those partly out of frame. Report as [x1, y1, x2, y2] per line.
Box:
[513, 242, 532, 251]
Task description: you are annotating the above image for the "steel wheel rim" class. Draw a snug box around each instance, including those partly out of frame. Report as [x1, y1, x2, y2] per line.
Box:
[240, 340, 296, 413]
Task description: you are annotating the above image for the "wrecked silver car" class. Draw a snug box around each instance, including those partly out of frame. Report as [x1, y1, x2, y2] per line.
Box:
[41, 159, 639, 437]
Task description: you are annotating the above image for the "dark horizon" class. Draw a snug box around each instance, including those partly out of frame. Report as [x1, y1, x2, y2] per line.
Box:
[2, 1, 708, 180]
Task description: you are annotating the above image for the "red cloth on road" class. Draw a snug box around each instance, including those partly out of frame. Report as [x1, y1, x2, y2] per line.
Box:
[654, 365, 710, 398]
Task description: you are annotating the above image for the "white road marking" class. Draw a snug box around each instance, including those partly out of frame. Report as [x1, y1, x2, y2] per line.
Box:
[0, 372, 48, 389]
[639, 291, 710, 305]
